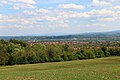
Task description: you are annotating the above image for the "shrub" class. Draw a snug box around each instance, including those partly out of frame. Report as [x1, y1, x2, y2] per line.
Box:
[76, 51, 85, 59]
[53, 55, 63, 62]
[83, 51, 95, 59]
[61, 54, 69, 61]
[96, 50, 105, 58]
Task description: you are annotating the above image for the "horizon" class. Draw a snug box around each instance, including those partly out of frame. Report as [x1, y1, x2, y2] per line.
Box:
[0, 30, 119, 37]
[0, 0, 120, 36]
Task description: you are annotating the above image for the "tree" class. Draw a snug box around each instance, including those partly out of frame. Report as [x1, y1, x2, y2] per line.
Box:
[96, 50, 105, 58]
[61, 53, 69, 61]
[24, 46, 38, 64]
[14, 51, 27, 64]
[83, 50, 95, 59]
[76, 50, 85, 59]
[9, 39, 28, 47]
[63, 44, 69, 51]
[53, 55, 63, 62]
[101, 46, 110, 57]
[46, 45, 62, 58]
[0, 44, 8, 65]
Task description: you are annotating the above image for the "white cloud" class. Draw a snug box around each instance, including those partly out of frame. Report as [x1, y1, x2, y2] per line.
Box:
[47, 21, 69, 28]
[91, 0, 112, 7]
[56, 11, 90, 20]
[11, 5, 20, 10]
[10, 0, 36, 10]
[12, 0, 36, 4]
[110, 0, 120, 3]
[1, 7, 118, 30]
[97, 18, 115, 22]
[58, 3, 85, 10]
[36, 9, 50, 13]
[0, 14, 2, 19]
[112, 6, 120, 10]
[0, 0, 12, 7]
[0, 0, 120, 34]
[11, 3, 35, 10]
[23, 10, 35, 15]
[0, 0, 36, 10]
[88, 9, 114, 16]
[1, 0, 11, 5]
[41, 16, 57, 21]
[85, 23, 106, 27]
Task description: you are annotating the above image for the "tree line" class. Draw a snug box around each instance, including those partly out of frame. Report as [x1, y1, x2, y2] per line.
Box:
[0, 39, 120, 66]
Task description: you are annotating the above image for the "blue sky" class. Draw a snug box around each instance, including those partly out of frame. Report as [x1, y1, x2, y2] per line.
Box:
[0, 0, 120, 36]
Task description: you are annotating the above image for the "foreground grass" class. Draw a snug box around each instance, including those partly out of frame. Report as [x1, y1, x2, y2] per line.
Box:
[0, 57, 120, 80]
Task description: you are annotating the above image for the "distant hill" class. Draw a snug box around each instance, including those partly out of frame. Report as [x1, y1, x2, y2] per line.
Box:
[0, 30, 120, 42]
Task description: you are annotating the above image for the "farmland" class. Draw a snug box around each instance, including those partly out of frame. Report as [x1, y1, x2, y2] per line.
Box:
[0, 57, 120, 80]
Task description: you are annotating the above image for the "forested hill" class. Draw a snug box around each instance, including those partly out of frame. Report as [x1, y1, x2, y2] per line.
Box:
[0, 30, 120, 42]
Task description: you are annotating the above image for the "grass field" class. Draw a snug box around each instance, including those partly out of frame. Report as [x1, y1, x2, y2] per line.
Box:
[0, 57, 120, 80]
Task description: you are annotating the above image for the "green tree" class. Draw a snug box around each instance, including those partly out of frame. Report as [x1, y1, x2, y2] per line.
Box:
[0, 52, 8, 65]
[101, 46, 110, 57]
[76, 50, 85, 59]
[96, 50, 105, 58]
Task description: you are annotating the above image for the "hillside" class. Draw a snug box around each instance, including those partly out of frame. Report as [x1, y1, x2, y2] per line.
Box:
[0, 30, 120, 42]
[0, 57, 120, 80]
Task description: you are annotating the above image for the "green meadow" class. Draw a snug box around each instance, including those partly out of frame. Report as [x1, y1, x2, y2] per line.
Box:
[0, 57, 120, 80]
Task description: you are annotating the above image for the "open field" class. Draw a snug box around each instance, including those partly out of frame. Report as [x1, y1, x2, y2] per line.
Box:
[0, 57, 120, 80]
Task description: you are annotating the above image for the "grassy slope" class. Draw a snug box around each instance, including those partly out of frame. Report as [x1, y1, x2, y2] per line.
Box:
[0, 57, 120, 80]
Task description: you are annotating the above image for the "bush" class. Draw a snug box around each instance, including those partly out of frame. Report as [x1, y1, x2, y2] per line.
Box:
[109, 49, 120, 56]
[61, 54, 69, 61]
[76, 51, 85, 59]
[67, 54, 77, 60]
[83, 51, 95, 59]
[96, 50, 105, 58]
[53, 55, 63, 62]
[0, 51, 8, 65]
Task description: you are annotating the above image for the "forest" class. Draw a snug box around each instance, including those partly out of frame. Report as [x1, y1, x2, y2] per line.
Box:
[0, 39, 120, 66]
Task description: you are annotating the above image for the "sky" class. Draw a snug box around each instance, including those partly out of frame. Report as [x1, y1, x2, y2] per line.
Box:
[0, 0, 120, 36]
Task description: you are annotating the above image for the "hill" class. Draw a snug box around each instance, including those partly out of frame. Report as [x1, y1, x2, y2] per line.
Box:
[0, 30, 120, 42]
[0, 57, 120, 80]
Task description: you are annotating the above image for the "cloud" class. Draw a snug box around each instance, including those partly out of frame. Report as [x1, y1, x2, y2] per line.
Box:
[47, 20, 69, 28]
[1, 0, 11, 5]
[91, 0, 112, 7]
[36, 9, 50, 13]
[58, 3, 85, 10]
[23, 10, 36, 15]
[57, 11, 90, 19]
[87, 9, 114, 17]
[0, 14, 2, 19]
[97, 18, 115, 22]
[11, 3, 35, 10]
[1, 7, 118, 30]
[11, 5, 20, 10]
[41, 16, 57, 21]
[0, 0, 120, 35]
[85, 23, 106, 27]
[12, 0, 36, 4]
[112, 6, 120, 10]
[0, 0, 12, 7]
[110, 0, 120, 3]
[10, 0, 36, 10]
[0, 0, 36, 10]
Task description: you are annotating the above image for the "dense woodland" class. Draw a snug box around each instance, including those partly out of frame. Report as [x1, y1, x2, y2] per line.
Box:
[0, 39, 120, 66]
